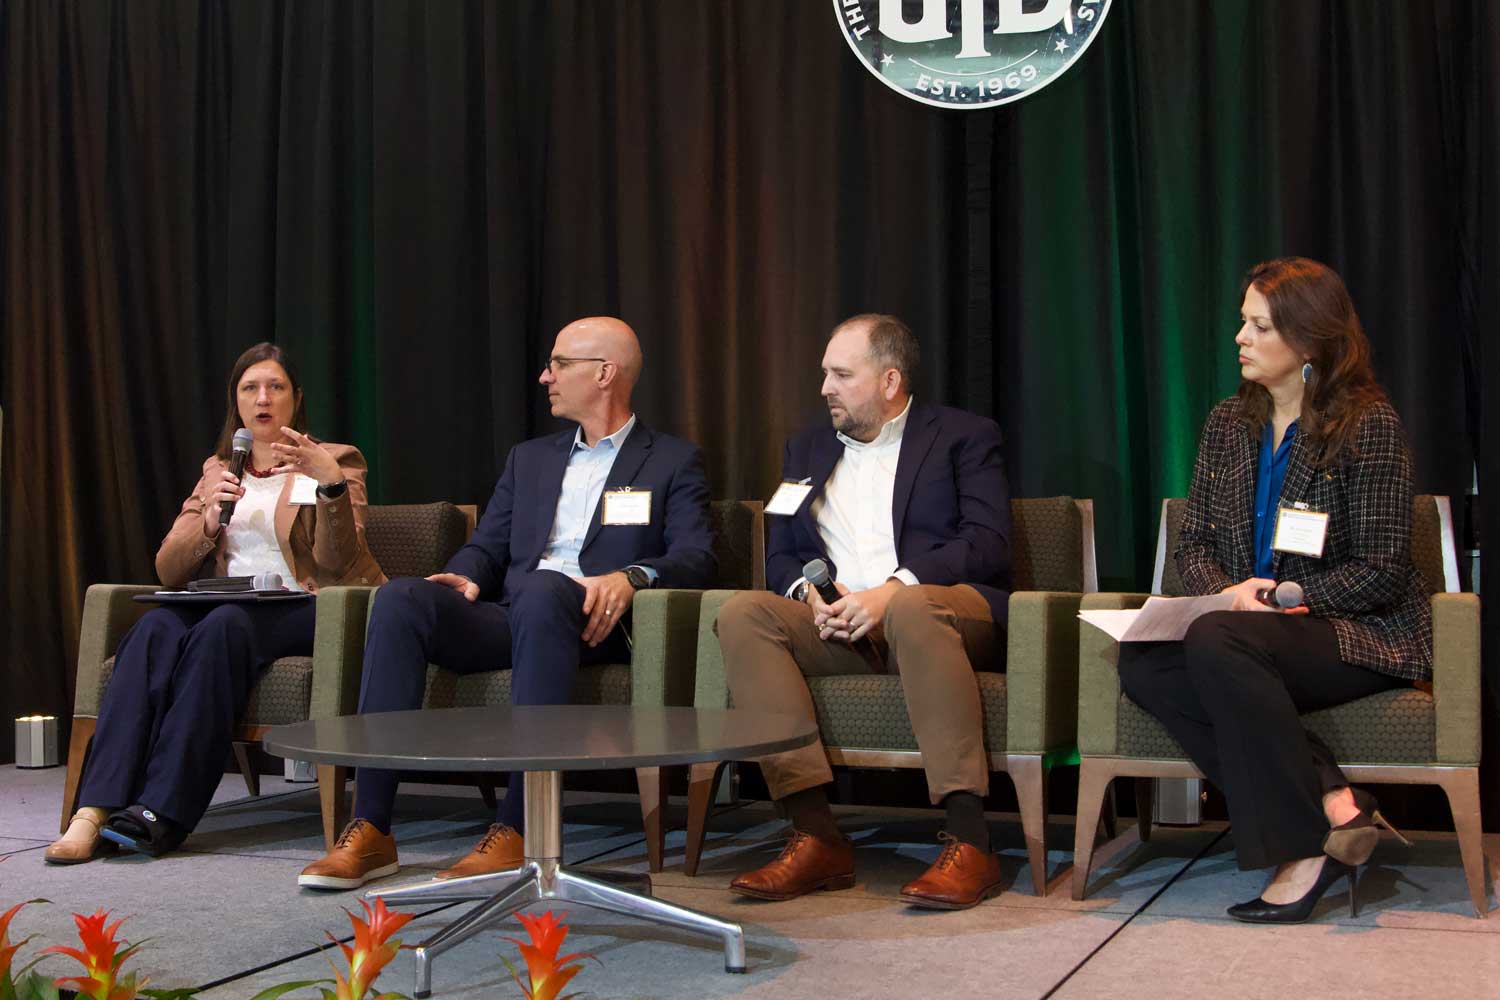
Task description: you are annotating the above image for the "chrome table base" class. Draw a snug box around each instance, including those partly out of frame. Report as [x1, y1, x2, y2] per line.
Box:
[368, 770, 747, 997]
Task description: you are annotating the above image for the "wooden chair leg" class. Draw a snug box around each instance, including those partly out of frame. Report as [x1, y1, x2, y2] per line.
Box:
[1007, 755, 1050, 896]
[232, 741, 261, 797]
[59, 720, 96, 835]
[1072, 760, 1116, 901]
[1436, 768, 1490, 917]
[636, 766, 668, 873]
[1135, 777, 1155, 843]
[684, 761, 724, 876]
[1099, 781, 1118, 841]
[318, 764, 350, 852]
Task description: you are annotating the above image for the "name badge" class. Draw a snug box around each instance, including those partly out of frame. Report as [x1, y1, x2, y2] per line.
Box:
[1272, 506, 1329, 558]
[765, 480, 814, 517]
[289, 475, 321, 506]
[602, 489, 651, 525]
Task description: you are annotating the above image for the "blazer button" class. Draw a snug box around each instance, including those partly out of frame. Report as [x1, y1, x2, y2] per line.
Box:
[1209, 522, 1216, 530]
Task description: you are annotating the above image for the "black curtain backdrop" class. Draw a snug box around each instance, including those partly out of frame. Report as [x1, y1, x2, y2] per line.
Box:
[3, 2, 1497, 817]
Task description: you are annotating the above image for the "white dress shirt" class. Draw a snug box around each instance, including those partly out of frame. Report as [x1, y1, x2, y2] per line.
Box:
[535, 415, 637, 580]
[798, 398, 920, 595]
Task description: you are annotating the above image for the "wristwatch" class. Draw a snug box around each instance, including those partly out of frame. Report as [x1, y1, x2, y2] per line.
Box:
[316, 479, 348, 500]
[623, 565, 653, 590]
[791, 581, 810, 603]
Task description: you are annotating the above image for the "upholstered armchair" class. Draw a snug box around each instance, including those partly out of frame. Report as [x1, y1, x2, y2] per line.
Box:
[1071, 495, 1487, 916]
[677, 496, 1097, 894]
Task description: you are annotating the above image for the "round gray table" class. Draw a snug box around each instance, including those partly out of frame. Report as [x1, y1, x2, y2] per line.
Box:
[265, 705, 817, 997]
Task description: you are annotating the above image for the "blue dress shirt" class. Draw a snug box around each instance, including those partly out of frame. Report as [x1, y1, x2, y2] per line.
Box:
[1252, 420, 1297, 579]
[536, 415, 639, 579]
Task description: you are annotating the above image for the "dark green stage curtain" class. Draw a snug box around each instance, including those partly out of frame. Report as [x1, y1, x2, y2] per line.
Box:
[2, 1, 1497, 818]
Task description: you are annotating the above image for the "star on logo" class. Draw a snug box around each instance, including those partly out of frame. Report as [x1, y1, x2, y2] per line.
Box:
[1055, 39, 1069, 54]
[880, 52, 895, 67]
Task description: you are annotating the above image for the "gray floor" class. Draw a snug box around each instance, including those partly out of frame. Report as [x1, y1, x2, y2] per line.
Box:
[4, 764, 1497, 1000]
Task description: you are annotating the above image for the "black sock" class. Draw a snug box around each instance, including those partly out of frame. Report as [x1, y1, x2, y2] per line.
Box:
[779, 786, 842, 843]
[942, 791, 989, 851]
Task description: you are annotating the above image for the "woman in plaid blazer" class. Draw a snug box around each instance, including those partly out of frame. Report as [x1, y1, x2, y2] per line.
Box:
[1119, 257, 1431, 924]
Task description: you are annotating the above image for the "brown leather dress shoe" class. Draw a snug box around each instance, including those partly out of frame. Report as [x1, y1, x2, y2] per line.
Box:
[298, 819, 399, 890]
[900, 833, 1005, 909]
[436, 823, 524, 879]
[730, 830, 855, 901]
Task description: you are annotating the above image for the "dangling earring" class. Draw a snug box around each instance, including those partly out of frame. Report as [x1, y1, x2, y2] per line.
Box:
[1301, 362, 1313, 384]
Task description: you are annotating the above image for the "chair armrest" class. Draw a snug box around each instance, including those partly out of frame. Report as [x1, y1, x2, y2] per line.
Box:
[1005, 591, 1083, 754]
[1432, 592, 1482, 765]
[692, 591, 744, 708]
[1076, 592, 1151, 756]
[308, 586, 378, 720]
[75, 585, 158, 716]
[630, 589, 708, 707]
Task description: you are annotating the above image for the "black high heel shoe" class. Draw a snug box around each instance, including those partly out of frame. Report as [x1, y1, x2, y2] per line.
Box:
[1323, 788, 1413, 866]
[1226, 857, 1360, 923]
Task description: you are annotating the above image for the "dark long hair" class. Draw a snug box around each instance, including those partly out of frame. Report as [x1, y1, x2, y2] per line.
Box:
[1233, 257, 1387, 466]
[215, 343, 307, 460]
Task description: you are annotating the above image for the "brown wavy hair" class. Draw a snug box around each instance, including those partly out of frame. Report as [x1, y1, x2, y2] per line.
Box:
[215, 342, 307, 460]
[1234, 257, 1387, 466]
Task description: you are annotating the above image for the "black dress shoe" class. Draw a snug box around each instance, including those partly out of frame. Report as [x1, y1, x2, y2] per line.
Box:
[1227, 858, 1359, 923]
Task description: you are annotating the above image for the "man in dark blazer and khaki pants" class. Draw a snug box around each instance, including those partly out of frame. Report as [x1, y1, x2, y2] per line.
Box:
[718, 314, 1012, 910]
[300, 316, 716, 890]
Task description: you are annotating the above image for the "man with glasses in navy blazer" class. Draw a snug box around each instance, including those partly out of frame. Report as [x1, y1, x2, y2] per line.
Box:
[717, 314, 1012, 910]
[300, 316, 716, 890]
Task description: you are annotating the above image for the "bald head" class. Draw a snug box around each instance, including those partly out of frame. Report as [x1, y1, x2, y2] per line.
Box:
[557, 316, 643, 392]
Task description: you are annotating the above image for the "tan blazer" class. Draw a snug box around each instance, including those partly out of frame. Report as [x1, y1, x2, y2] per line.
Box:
[155, 441, 387, 592]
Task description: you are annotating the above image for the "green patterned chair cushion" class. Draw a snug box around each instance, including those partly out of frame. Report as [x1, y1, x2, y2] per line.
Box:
[1011, 496, 1084, 592]
[799, 672, 1009, 752]
[364, 503, 469, 578]
[1116, 687, 1437, 764]
[421, 663, 633, 708]
[88, 655, 314, 728]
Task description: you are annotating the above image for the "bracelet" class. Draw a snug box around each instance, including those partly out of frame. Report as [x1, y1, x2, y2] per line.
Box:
[316, 479, 348, 499]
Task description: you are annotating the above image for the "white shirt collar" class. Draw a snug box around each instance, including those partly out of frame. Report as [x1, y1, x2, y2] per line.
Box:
[836, 397, 912, 451]
[572, 413, 637, 454]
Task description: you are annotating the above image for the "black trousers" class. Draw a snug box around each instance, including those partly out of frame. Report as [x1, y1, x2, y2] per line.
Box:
[77, 598, 316, 830]
[351, 571, 630, 833]
[1117, 610, 1403, 870]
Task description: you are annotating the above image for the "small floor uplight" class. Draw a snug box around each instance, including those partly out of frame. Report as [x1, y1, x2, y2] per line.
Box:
[15, 715, 60, 768]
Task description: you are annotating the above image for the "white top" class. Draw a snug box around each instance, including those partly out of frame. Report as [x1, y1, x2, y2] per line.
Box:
[536, 415, 637, 579]
[800, 398, 920, 594]
[224, 472, 302, 590]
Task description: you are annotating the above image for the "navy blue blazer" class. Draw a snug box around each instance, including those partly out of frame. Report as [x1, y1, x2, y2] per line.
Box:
[446, 421, 717, 603]
[766, 400, 1012, 626]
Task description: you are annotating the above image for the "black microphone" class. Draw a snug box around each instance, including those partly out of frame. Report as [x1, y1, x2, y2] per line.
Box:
[1255, 580, 1305, 609]
[219, 428, 254, 527]
[802, 558, 843, 607]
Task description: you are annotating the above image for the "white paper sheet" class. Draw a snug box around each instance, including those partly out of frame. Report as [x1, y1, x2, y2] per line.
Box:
[1078, 593, 1239, 642]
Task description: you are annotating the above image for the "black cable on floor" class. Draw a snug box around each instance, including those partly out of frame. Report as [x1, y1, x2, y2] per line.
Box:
[1039, 828, 1229, 1000]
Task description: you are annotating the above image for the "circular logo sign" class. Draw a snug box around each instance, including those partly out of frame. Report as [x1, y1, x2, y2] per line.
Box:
[833, 0, 1112, 109]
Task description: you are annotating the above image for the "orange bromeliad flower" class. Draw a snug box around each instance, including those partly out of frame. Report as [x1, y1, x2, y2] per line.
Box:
[0, 898, 41, 983]
[500, 912, 599, 1000]
[324, 898, 415, 1000]
[41, 909, 147, 1000]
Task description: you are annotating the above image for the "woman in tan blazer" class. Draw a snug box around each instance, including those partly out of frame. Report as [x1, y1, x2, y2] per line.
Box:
[47, 342, 386, 863]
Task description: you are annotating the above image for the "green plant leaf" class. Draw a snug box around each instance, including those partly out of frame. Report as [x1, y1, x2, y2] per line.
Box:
[245, 979, 333, 1000]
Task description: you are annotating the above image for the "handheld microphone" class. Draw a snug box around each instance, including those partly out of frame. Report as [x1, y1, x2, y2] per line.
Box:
[220, 428, 254, 527]
[1255, 580, 1305, 609]
[802, 558, 843, 607]
[252, 572, 284, 592]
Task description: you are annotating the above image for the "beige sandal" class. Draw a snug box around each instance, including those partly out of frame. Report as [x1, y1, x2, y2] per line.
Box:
[45, 809, 114, 865]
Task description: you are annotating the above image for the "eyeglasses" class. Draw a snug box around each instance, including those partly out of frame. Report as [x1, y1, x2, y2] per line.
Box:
[543, 356, 608, 374]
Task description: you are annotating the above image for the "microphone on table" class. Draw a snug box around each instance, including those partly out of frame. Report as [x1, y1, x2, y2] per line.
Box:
[252, 572, 284, 591]
[220, 428, 254, 527]
[1255, 580, 1305, 610]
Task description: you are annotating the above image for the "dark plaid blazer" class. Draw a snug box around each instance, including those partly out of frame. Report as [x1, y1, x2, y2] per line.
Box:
[1176, 396, 1433, 682]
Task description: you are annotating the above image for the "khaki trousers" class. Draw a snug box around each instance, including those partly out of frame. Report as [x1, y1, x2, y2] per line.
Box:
[716, 585, 1001, 805]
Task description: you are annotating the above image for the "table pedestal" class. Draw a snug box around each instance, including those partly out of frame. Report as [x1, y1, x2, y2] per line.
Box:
[367, 770, 747, 997]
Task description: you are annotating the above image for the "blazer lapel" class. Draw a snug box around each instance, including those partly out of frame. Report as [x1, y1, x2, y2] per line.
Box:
[273, 473, 301, 576]
[892, 402, 939, 544]
[794, 430, 843, 543]
[580, 422, 654, 554]
[1223, 419, 1258, 574]
[529, 432, 575, 559]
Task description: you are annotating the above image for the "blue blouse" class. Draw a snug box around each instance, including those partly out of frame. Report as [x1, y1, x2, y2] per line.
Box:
[1252, 420, 1298, 579]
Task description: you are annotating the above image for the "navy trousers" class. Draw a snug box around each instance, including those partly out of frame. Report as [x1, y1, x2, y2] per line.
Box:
[1118, 611, 1404, 870]
[77, 598, 316, 830]
[351, 571, 630, 834]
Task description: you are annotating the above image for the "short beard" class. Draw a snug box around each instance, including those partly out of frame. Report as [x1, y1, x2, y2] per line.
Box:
[829, 406, 878, 442]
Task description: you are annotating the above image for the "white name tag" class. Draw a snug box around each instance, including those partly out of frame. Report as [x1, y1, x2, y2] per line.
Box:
[765, 481, 813, 516]
[289, 475, 321, 505]
[602, 489, 652, 525]
[1273, 506, 1329, 558]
